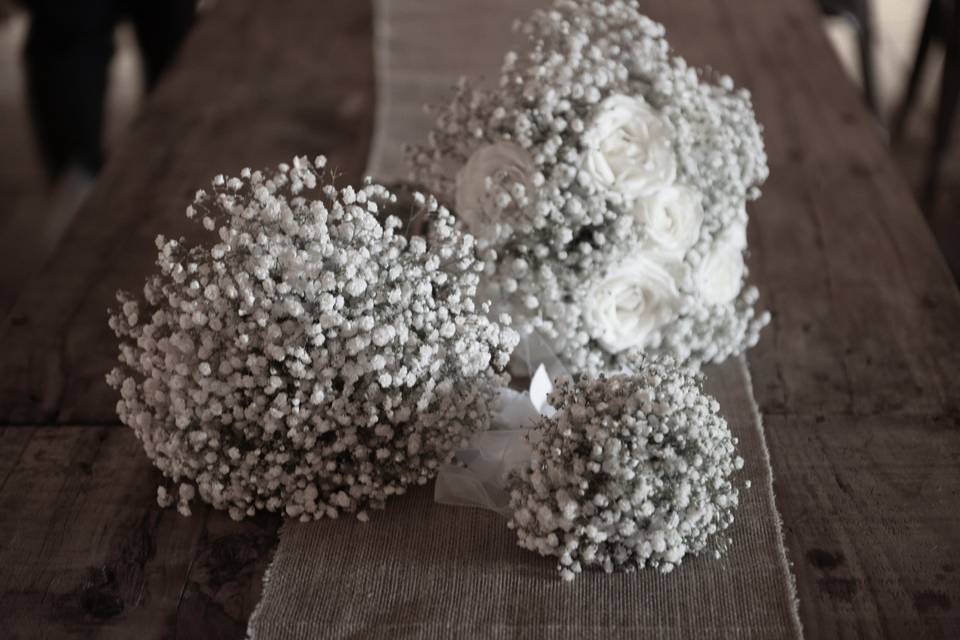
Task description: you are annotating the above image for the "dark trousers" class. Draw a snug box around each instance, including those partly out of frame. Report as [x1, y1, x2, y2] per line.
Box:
[23, 0, 195, 180]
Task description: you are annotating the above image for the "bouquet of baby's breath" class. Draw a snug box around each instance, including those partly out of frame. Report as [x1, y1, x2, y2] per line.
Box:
[507, 356, 743, 581]
[108, 156, 517, 521]
[410, 0, 770, 375]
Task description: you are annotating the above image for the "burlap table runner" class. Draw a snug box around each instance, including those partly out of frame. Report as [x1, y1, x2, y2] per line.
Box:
[247, 1, 802, 637]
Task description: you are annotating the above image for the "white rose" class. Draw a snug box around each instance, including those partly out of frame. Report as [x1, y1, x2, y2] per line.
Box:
[696, 221, 748, 306]
[631, 185, 704, 259]
[584, 254, 682, 354]
[582, 94, 677, 199]
[455, 141, 534, 240]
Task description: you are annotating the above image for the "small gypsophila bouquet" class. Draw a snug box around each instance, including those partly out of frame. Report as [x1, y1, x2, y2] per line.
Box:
[506, 356, 743, 581]
[409, 0, 771, 375]
[107, 156, 518, 522]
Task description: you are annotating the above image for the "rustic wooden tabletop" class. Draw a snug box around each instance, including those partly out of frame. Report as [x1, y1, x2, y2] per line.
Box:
[1, 0, 958, 638]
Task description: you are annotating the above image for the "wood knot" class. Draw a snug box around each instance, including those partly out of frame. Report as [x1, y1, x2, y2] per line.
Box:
[817, 576, 859, 603]
[197, 533, 269, 589]
[79, 566, 124, 620]
[914, 590, 951, 614]
[807, 548, 844, 570]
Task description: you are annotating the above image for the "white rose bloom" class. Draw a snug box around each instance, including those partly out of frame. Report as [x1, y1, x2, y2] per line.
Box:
[631, 185, 704, 259]
[697, 221, 748, 306]
[585, 254, 682, 353]
[582, 94, 677, 199]
[455, 141, 534, 240]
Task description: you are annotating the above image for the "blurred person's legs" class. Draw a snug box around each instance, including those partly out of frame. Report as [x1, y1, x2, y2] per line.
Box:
[23, 0, 117, 181]
[127, 0, 195, 90]
[22, 0, 195, 184]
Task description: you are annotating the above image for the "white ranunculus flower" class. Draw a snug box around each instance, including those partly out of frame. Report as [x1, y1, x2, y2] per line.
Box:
[631, 185, 704, 259]
[696, 221, 748, 306]
[584, 254, 682, 353]
[582, 94, 677, 199]
[455, 141, 534, 240]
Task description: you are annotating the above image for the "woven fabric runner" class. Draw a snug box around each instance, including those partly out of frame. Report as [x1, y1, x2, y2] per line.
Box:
[247, 1, 803, 637]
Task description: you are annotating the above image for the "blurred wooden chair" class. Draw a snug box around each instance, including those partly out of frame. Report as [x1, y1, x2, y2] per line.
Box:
[891, 0, 959, 210]
[820, 0, 879, 115]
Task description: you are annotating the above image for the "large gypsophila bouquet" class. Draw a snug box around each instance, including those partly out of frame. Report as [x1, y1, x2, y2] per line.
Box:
[409, 0, 771, 375]
[108, 156, 517, 521]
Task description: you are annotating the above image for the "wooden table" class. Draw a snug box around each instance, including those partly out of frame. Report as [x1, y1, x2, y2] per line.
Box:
[1, 0, 958, 637]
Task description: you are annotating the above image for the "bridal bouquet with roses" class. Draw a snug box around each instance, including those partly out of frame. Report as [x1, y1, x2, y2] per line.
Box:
[410, 0, 771, 375]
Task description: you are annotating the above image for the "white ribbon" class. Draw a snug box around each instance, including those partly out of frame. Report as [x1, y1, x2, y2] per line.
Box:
[434, 363, 558, 515]
[509, 329, 571, 384]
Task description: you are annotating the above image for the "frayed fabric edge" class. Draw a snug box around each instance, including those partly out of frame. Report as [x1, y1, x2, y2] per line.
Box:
[245, 520, 287, 640]
[738, 355, 805, 639]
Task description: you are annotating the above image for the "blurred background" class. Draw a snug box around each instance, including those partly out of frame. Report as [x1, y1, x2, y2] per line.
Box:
[0, 0, 957, 316]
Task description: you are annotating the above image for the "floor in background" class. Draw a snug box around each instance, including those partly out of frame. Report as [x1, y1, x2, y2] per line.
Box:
[0, 2, 957, 317]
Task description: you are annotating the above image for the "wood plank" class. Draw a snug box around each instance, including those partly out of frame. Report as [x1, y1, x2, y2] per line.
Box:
[0, 426, 35, 494]
[717, 2, 960, 418]
[0, 426, 280, 639]
[728, 5, 960, 636]
[636, 0, 960, 636]
[0, 0, 375, 424]
[764, 414, 960, 638]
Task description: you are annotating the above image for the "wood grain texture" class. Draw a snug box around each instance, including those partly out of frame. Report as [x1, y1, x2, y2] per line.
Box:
[0, 426, 280, 639]
[763, 414, 960, 638]
[636, 0, 960, 636]
[0, 0, 375, 424]
[0, 0, 373, 637]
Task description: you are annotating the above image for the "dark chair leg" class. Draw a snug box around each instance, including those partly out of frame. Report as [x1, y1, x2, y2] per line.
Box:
[855, 0, 880, 116]
[922, 1, 960, 210]
[891, 0, 942, 143]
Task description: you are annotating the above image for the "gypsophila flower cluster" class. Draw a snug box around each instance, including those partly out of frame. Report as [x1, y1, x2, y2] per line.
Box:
[507, 356, 743, 581]
[107, 156, 518, 521]
[409, 0, 771, 375]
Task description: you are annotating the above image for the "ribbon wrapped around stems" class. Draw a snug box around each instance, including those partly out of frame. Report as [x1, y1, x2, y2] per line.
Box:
[434, 365, 555, 515]
[435, 330, 569, 516]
